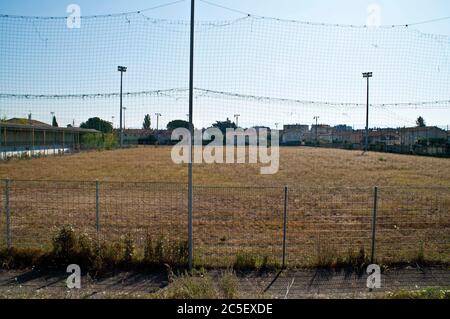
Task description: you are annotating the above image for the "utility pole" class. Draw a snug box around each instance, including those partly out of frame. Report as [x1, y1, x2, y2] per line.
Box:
[155, 113, 162, 131]
[234, 114, 240, 128]
[313, 116, 319, 146]
[363, 72, 372, 153]
[188, 0, 195, 273]
[118, 66, 127, 147]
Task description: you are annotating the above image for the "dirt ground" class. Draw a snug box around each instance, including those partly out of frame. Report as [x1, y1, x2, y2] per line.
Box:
[0, 266, 449, 299]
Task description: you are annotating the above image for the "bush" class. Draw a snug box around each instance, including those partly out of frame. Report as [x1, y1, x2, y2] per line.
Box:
[81, 133, 118, 150]
[158, 272, 218, 299]
[233, 252, 269, 270]
[143, 235, 188, 266]
[122, 234, 135, 264]
[219, 270, 239, 299]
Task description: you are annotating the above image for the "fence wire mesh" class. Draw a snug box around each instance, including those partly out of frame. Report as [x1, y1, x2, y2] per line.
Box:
[1, 12, 449, 158]
[287, 187, 374, 266]
[2, 180, 449, 267]
[377, 187, 450, 263]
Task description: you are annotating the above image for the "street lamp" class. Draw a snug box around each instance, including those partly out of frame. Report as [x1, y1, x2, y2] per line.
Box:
[118, 66, 127, 147]
[362, 72, 373, 153]
[155, 113, 162, 131]
[234, 114, 240, 127]
[313, 116, 319, 146]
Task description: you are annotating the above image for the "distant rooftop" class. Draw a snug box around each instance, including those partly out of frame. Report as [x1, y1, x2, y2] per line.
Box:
[1, 118, 99, 133]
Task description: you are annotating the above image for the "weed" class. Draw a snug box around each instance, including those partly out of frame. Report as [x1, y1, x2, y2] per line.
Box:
[218, 270, 239, 299]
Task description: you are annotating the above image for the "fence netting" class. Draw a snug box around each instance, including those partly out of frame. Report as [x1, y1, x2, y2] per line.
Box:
[0, 13, 449, 136]
[0, 9, 449, 268]
[3, 180, 449, 267]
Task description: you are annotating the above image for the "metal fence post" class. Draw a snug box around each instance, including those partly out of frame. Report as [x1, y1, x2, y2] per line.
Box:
[95, 180, 100, 234]
[4, 178, 11, 249]
[282, 185, 288, 268]
[371, 186, 378, 264]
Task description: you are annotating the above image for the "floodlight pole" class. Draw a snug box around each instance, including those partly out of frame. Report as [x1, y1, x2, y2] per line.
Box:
[123, 107, 127, 130]
[234, 114, 240, 128]
[363, 72, 372, 153]
[313, 116, 319, 146]
[155, 113, 162, 131]
[118, 66, 127, 147]
[188, 0, 195, 272]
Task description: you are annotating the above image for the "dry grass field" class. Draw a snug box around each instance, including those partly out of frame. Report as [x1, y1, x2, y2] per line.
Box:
[0, 146, 449, 267]
[1, 146, 450, 187]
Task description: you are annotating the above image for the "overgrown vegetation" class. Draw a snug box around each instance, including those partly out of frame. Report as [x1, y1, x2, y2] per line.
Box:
[80, 117, 113, 133]
[0, 226, 189, 277]
[81, 133, 118, 150]
[143, 234, 188, 266]
[381, 287, 450, 299]
[314, 241, 370, 270]
[156, 269, 243, 299]
[233, 253, 274, 270]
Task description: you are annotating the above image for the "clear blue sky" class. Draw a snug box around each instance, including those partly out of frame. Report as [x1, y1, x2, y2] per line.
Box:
[0, 0, 449, 129]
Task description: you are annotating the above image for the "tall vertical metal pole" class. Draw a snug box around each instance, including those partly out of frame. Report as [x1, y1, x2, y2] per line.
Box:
[5, 178, 11, 249]
[96, 180, 100, 233]
[188, 0, 195, 272]
[120, 71, 123, 147]
[282, 186, 288, 268]
[371, 186, 378, 264]
[365, 76, 370, 152]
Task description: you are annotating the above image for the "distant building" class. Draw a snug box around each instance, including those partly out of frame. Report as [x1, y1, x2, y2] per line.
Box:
[122, 129, 154, 145]
[333, 130, 363, 145]
[310, 124, 333, 143]
[334, 124, 353, 132]
[369, 128, 400, 146]
[399, 126, 447, 146]
[0, 118, 99, 159]
[155, 130, 172, 144]
[282, 124, 309, 144]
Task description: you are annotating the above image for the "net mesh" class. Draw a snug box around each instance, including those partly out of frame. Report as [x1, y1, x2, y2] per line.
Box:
[0, 13, 449, 132]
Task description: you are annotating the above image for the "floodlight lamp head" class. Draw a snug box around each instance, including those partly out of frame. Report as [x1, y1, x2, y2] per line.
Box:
[362, 72, 373, 78]
[118, 66, 127, 72]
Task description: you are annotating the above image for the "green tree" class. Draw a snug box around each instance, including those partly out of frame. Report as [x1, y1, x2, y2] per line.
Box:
[52, 116, 58, 127]
[143, 114, 151, 129]
[212, 118, 237, 134]
[416, 116, 426, 127]
[80, 117, 113, 133]
[167, 119, 189, 131]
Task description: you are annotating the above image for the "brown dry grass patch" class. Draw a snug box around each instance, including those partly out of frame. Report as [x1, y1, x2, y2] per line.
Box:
[1, 146, 450, 187]
[0, 146, 449, 267]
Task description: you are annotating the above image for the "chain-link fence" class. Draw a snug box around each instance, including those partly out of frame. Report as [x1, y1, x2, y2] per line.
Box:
[1, 179, 449, 267]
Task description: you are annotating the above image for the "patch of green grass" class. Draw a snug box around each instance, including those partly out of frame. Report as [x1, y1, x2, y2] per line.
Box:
[233, 253, 273, 270]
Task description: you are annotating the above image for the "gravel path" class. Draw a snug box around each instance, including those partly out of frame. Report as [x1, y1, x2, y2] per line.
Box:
[0, 266, 448, 299]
